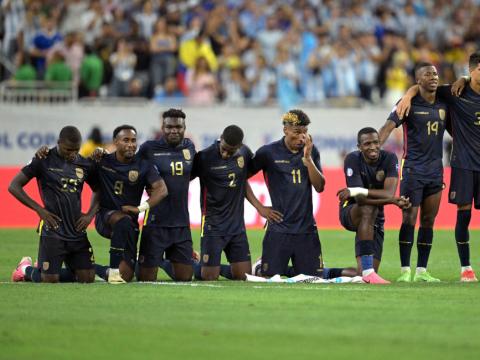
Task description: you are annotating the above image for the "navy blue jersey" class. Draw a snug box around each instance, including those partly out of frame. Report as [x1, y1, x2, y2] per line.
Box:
[21, 147, 96, 241]
[342, 150, 399, 218]
[192, 141, 253, 236]
[437, 84, 480, 171]
[388, 94, 447, 178]
[138, 137, 196, 227]
[249, 138, 322, 234]
[95, 153, 162, 217]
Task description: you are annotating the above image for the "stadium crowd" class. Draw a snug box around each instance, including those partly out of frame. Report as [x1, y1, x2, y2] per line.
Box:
[2, 0, 479, 106]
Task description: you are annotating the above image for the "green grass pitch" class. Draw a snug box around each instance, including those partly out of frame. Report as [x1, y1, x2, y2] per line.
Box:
[1, 228, 479, 360]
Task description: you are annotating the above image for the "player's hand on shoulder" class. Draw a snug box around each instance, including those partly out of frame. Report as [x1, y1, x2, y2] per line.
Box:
[396, 97, 412, 119]
[37, 208, 61, 230]
[121, 205, 140, 215]
[75, 212, 94, 232]
[35, 145, 50, 159]
[336, 188, 351, 202]
[91, 147, 108, 162]
[451, 77, 468, 97]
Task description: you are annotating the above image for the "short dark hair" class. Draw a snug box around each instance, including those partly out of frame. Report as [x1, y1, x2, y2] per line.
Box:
[59, 126, 82, 144]
[414, 62, 434, 78]
[162, 108, 186, 120]
[282, 109, 311, 126]
[113, 125, 137, 139]
[469, 52, 480, 70]
[357, 127, 378, 144]
[222, 125, 244, 146]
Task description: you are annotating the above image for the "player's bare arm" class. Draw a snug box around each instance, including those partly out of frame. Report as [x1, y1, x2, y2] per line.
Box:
[245, 181, 283, 223]
[396, 84, 420, 119]
[8, 171, 61, 229]
[121, 179, 168, 215]
[303, 134, 325, 193]
[378, 120, 397, 146]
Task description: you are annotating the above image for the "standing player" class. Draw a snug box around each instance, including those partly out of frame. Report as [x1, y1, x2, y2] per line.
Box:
[378, 63, 447, 282]
[249, 109, 326, 278]
[93, 125, 167, 283]
[10, 126, 98, 283]
[192, 125, 254, 280]
[338, 127, 411, 284]
[137, 108, 196, 281]
[396, 52, 480, 282]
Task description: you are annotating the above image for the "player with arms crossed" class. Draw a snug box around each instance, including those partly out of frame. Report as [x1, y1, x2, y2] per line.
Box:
[249, 109, 326, 278]
[192, 125, 258, 280]
[338, 127, 411, 284]
[379, 62, 447, 282]
[10, 126, 99, 283]
[137, 108, 196, 281]
[396, 52, 480, 282]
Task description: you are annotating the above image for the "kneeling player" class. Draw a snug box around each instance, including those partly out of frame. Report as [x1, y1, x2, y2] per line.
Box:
[93, 125, 167, 283]
[192, 125, 253, 280]
[338, 127, 411, 284]
[10, 126, 98, 283]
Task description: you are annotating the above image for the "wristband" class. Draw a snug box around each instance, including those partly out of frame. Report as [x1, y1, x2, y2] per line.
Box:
[348, 187, 368, 197]
[137, 202, 150, 212]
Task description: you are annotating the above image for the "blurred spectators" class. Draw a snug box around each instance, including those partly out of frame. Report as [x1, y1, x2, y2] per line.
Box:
[79, 126, 103, 157]
[186, 56, 217, 106]
[1, 0, 479, 106]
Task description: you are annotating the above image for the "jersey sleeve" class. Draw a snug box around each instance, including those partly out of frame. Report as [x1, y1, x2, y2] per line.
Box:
[249, 146, 267, 176]
[436, 85, 455, 105]
[191, 152, 202, 179]
[344, 154, 363, 187]
[385, 152, 399, 178]
[137, 142, 149, 160]
[387, 102, 405, 127]
[21, 156, 42, 179]
[311, 145, 322, 173]
[146, 164, 162, 185]
[84, 160, 99, 190]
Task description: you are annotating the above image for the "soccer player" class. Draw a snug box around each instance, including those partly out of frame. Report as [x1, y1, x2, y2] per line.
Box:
[249, 109, 326, 278]
[137, 108, 196, 281]
[93, 125, 167, 283]
[378, 62, 447, 282]
[338, 127, 411, 284]
[9, 126, 98, 283]
[192, 125, 254, 280]
[395, 52, 480, 282]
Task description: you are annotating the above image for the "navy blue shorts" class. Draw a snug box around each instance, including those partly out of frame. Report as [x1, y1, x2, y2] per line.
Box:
[138, 225, 193, 267]
[200, 232, 251, 267]
[400, 171, 443, 207]
[38, 236, 95, 275]
[339, 204, 385, 260]
[261, 231, 323, 277]
[95, 208, 116, 239]
[449, 167, 480, 209]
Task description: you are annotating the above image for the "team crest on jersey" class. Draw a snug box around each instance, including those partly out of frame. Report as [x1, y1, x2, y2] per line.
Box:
[450, 191, 456, 200]
[183, 149, 191, 160]
[439, 109, 446, 121]
[203, 254, 209, 263]
[237, 156, 244, 168]
[346, 168, 353, 177]
[262, 262, 269, 272]
[42, 261, 49, 271]
[376, 170, 385, 182]
[128, 170, 139, 182]
[75, 168, 84, 179]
